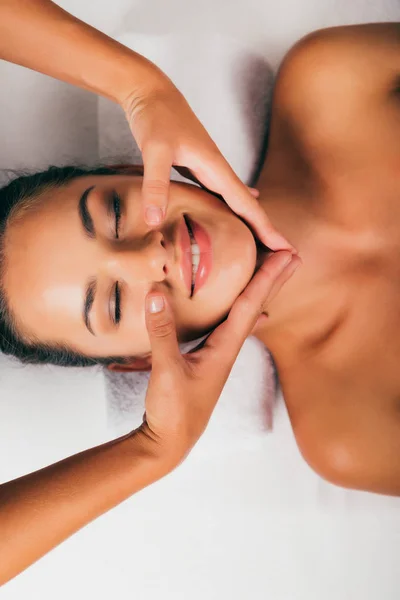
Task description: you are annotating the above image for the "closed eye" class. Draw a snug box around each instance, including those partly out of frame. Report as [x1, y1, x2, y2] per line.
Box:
[113, 191, 122, 239]
[110, 281, 121, 326]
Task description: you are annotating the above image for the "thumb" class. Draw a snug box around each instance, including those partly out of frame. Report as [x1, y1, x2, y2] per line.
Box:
[145, 293, 182, 370]
[142, 144, 173, 226]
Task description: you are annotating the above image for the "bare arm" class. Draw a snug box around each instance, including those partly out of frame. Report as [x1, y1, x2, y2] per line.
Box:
[0, 252, 299, 586]
[0, 0, 294, 249]
[0, 430, 168, 586]
[0, 0, 169, 105]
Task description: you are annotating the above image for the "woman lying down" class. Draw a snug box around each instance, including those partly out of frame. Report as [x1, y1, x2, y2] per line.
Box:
[0, 21, 399, 579]
[2, 22, 400, 492]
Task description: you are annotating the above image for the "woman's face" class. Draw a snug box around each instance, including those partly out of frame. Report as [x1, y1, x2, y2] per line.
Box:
[4, 174, 257, 361]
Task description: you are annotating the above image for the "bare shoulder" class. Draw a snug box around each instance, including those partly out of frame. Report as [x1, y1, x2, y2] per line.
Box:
[273, 23, 400, 152]
[279, 357, 400, 496]
[276, 23, 400, 103]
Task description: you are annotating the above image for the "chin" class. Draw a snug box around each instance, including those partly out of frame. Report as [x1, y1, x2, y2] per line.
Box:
[200, 227, 257, 325]
[226, 220, 258, 293]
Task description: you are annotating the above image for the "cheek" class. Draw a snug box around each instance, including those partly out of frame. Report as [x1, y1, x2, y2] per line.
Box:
[174, 217, 257, 337]
[205, 205, 257, 299]
[115, 183, 257, 349]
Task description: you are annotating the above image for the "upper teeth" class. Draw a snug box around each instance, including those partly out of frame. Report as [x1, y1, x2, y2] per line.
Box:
[188, 226, 200, 281]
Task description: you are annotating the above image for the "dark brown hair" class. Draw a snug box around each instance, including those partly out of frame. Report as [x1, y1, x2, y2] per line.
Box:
[0, 164, 138, 367]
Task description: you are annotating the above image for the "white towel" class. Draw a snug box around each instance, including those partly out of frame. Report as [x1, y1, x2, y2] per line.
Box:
[105, 337, 278, 447]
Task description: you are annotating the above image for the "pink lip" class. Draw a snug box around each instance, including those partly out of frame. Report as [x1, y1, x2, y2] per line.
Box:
[178, 215, 213, 296]
[188, 216, 212, 294]
[178, 216, 193, 295]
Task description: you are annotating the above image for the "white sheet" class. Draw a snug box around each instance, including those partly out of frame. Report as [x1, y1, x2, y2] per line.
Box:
[1, 2, 400, 599]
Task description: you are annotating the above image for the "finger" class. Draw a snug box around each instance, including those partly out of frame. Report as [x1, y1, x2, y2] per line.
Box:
[173, 165, 260, 213]
[145, 293, 182, 370]
[250, 256, 302, 334]
[217, 176, 295, 251]
[266, 254, 302, 305]
[190, 155, 297, 253]
[206, 252, 299, 360]
[248, 187, 260, 198]
[142, 143, 173, 226]
[249, 312, 269, 336]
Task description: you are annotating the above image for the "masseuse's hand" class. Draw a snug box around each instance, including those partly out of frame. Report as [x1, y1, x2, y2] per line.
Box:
[0, 0, 295, 252]
[138, 250, 301, 470]
[123, 82, 296, 254]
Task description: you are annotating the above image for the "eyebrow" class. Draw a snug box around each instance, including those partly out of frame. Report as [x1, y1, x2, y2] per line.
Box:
[83, 277, 97, 336]
[79, 185, 96, 238]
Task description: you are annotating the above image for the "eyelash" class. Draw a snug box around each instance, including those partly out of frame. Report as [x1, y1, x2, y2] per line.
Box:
[114, 282, 121, 325]
[107, 191, 122, 326]
[113, 191, 121, 239]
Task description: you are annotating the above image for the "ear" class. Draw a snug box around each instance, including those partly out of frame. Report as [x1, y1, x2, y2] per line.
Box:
[107, 355, 152, 373]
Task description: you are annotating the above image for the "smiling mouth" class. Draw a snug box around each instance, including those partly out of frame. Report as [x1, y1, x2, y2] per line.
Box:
[183, 214, 213, 297]
[184, 215, 200, 296]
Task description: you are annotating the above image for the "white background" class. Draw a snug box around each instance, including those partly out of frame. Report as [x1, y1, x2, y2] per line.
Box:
[1, 1, 400, 598]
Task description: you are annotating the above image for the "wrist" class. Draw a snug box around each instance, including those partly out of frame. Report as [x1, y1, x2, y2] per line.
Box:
[114, 53, 169, 101]
[118, 62, 176, 120]
[131, 423, 188, 476]
[129, 425, 180, 478]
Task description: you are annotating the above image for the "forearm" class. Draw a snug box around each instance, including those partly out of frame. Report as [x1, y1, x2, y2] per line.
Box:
[0, 429, 167, 586]
[0, 0, 170, 105]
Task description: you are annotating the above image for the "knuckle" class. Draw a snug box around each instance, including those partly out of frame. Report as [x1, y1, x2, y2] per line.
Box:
[237, 294, 253, 314]
[155, 365, 178, 388]
[207, 144, 223, 160]
[259, 263, 277, 282]
[143, 179, 169, 197]
[235, 293, 263, 318]
[143, 139, 170, 157]
[190, 145, 221, 169]
[150, 318, 174, 339]
[256, 272, 276, 294]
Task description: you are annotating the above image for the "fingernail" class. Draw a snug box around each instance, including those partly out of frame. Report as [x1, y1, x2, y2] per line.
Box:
[286, 257, 302, 275]
[148, 295, 165, 314]
[277, 253, 293, 269]
[255, 314, 268, 327]
[145, 206, 163, 225]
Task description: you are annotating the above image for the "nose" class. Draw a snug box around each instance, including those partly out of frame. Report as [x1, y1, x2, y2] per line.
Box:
[104, 230, 169, 284]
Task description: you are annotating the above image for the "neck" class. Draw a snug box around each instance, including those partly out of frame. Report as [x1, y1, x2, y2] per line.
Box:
[251, 179, 343, 360]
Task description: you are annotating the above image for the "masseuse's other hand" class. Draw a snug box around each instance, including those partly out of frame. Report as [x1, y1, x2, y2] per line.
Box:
[138, 251, 301, 470]
[122, 82, 296, 253]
